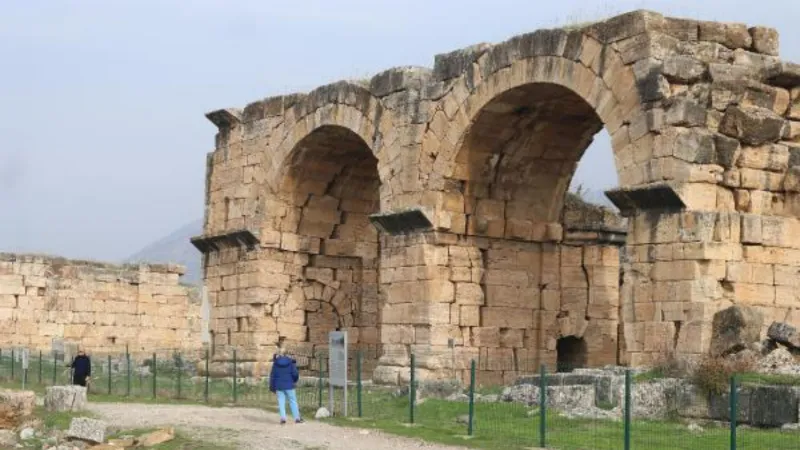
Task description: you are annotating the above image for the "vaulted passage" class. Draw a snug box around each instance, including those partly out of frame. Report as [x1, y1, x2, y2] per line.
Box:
[441, 81, 622, 378]
[280, 125, 382, 374]
[455, 83, 604, 236]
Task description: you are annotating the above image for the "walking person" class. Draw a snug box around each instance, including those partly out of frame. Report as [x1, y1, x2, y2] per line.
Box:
[269, 348, 304, 424]
[68, 349, 92, 388]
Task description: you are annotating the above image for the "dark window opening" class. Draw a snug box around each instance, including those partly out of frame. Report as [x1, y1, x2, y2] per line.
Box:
[556, 336, 588, 373]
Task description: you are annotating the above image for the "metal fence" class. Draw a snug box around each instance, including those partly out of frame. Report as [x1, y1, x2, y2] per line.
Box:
[1, 347, 798, 449]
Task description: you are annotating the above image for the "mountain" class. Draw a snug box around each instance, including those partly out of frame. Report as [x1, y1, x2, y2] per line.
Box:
[125, 218, 204, 284]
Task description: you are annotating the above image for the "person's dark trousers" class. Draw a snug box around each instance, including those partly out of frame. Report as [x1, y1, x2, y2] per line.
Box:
[73, 374, 88, 387]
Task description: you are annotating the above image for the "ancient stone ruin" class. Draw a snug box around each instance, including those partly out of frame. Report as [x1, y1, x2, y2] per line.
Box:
[0, 253, 202, 356]
[194, 9, 800, 384]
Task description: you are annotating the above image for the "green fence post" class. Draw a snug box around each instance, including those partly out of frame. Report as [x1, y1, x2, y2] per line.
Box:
[730, 375, 738, 450]
[539, 364, 547, 448]
[10, 349, 14, 380]
[356, 351, 363, 418]
[204, 349, 210, 403]
[232, 349, 238, 403]
[38, 351, 42, 385]
[152, 352, 157, 399]
[126, 350, 131, 397]
[409, 353, 416, 424]
[468, 359, 476, 436]
[624, 369, 632, 450]
[177, 353, 182, 400]
[107, 354, 112, 395]
[51, 351, 57, 386]
[317, 357, 324, 408]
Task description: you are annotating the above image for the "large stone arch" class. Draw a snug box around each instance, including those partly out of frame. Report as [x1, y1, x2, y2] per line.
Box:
[428, 53, 638, 234]
[199, 10, 800, 383]
[267, 122, 384, 375]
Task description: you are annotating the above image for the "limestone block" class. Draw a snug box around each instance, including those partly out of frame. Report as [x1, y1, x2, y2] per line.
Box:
[381, 325, 415, 345]
[471, 327, 500, 347]
[725, 262, 774, 284]
[455, 282, 484, 305]
[719, 105, 786, 146]
[459, 306, 480, 326]
[481, 306, 531, 329]
[44, 386, 87, 412]
[774, 265, 800, 287]
[749, 26, 779, 56]
[0, 389, 35, 417]
[710, 305, 763, 356]
[66, 417, 107, 444]
[698, 22, 752, 49]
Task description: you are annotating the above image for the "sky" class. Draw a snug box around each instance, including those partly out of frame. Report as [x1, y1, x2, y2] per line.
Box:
[1, 0, 799, 262]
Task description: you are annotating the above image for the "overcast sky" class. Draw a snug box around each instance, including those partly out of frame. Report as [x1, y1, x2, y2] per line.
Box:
[1, 0, 798, 261]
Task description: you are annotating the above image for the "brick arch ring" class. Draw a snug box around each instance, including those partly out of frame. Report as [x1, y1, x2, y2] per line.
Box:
[430, 53, 645, 182]
[264, 89, 393, 195]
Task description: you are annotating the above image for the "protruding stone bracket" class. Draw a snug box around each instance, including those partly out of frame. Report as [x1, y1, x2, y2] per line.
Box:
[604, 183, 686, 217]
[190, 229, 259, 253]
[564, 226, 628, 246]
[205, 108, 243, 131]
[369, 208, 433, 235]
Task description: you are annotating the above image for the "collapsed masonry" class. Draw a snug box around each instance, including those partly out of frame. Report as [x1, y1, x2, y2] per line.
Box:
[0, 253, 203, 357]
[194, 9, 800, 384]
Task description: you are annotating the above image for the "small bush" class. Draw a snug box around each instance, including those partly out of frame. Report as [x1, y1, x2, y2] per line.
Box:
[693, 353, 756, 396]
[636, 348, 694, 381]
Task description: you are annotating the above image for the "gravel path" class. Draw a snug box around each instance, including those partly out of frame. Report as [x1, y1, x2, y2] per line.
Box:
[88, 403, 473, 450]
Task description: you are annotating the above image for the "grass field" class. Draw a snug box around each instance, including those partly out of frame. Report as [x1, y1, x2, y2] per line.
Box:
[3, 352, 800, 450]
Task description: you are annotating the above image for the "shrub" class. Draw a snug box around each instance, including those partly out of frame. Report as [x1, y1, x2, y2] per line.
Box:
[693, 353, 756, 396]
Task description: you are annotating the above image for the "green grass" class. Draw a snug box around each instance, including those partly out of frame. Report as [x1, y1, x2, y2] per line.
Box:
[4, 355, 800, 450]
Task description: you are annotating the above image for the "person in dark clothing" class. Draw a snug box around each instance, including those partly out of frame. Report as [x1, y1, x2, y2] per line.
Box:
[68, 350, 91, 387]
[269, 349, 303, 424]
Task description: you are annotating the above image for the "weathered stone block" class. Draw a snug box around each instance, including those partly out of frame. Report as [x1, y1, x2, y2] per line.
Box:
[66, 417, 107, 444]
[710, 305, 763, 356]
[719, 105, 786, 146]
[44, 386, 87, 412]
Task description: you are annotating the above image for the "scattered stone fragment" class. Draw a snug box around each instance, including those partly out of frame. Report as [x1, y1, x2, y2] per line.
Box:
[19, 427, 34, 440]
[768, 322, 800, 349]
[138, 427, 175, 447]
[65, 417, 107, 444]
[0, 429, 16, 447]
[45, 386, 87, 412]
[315, 407, 331, 419]
[0, 390, 36, 418]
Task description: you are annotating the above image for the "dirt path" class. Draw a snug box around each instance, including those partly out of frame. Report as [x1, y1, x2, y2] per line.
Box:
[88, 403, 472, 450]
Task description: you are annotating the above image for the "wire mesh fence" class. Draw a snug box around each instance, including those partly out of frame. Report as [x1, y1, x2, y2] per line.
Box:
[2, 345, 800, 449]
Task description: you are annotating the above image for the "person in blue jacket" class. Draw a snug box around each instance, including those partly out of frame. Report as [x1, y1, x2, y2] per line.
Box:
[269, 348, 303, 424]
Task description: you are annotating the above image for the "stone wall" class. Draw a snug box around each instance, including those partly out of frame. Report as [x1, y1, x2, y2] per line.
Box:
[0, 253, 202, 356]
[195, 9, 800, 383]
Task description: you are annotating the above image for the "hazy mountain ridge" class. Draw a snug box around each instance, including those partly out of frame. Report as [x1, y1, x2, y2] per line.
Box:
[125, 218, 203, 284]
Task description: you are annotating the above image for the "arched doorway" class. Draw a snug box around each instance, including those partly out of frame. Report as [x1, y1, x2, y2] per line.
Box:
[277, 124, 382, 375]
[440, 78, 625, 376]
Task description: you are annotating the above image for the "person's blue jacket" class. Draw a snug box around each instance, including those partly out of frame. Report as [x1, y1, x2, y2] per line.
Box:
[69, 355, 91, 377]
[269, 355, 299, 392]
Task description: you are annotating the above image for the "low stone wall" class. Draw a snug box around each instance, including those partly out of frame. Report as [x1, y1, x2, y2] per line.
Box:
[0, 253, 203, 356]
[502, 368, 800, 428]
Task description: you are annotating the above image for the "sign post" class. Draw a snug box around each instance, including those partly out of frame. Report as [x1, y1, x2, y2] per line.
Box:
[328, 331, 348, 417]
[21, 348, 29, 390]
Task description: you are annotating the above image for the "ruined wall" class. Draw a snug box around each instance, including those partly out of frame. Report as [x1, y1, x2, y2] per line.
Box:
[197, 9, 800, 384]
[0, 253, 202, 356]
